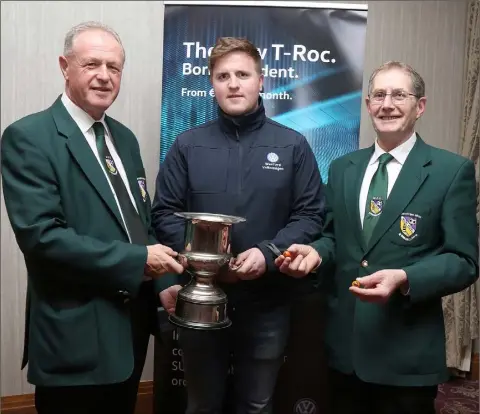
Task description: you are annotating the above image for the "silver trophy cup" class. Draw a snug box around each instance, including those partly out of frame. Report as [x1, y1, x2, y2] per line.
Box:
[169, 212, 246, 330]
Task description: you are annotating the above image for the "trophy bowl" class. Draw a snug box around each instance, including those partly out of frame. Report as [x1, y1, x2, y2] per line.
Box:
[169, 212, 246, 330]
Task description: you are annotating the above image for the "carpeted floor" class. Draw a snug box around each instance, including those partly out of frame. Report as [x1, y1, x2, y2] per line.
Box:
[435, 377, 479, 413]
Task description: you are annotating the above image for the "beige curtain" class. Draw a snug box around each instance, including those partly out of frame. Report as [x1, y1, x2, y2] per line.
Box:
[442, 0, 480, 374]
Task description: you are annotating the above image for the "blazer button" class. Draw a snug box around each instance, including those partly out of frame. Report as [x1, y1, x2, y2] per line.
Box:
[361, 260, 368, 267]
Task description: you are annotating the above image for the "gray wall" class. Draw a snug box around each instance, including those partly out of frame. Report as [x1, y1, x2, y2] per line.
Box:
[0, 0, 470, 397]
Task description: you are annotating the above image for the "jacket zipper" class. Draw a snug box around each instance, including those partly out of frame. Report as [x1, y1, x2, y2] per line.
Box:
[236, 129, 242, 196]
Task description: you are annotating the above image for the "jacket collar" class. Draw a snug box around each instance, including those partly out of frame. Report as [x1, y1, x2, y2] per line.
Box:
[50, 96, 143, 237]
[218, 97, 266, 135]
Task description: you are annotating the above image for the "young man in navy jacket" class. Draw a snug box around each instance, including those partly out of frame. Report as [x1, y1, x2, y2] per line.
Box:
[152, 36, 325, 414]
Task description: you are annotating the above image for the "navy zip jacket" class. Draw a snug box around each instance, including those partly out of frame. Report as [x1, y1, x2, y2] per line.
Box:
[152, 99, 325, 306]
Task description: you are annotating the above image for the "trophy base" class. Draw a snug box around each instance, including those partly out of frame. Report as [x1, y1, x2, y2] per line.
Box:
[169, 293, 231, 330]
[168, 278, 232, 330]
[169, 313, 231, 330]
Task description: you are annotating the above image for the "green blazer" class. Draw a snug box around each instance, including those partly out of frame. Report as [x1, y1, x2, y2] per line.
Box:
[1, 96, 159, 387]
[312, 136, 478, 386]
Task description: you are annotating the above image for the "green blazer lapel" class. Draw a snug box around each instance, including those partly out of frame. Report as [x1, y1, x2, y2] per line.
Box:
[344, 147, 374, 252]
[105, 117, 147, 226]
[50, 98, 128, 235]
[366, 137, 431, 252]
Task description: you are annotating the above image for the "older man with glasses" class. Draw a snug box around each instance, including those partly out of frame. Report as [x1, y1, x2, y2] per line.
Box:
[275, 61, 479, 414]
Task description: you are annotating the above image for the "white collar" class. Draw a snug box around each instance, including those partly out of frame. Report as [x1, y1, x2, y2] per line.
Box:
[369, 132, 417, 165]
[61, 92, 106, 133]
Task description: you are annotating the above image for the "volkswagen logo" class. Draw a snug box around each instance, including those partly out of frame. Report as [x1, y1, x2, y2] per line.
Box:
[294, 398, 317, 414]
[267, 152, 279, 163]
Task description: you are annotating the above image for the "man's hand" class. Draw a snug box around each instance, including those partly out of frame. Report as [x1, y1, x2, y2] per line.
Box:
[229, 247, 266, 280]
[349, 269, 409, 303]
[159, 285, 182, 314]
[274, 244, 321, 278]
[144, 244, 185, 278]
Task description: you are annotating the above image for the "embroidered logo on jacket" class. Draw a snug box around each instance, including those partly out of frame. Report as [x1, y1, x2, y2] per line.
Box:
[399, 213, 421, 241]
[263, 152, 284, 171]
[137, 177, 147, 202]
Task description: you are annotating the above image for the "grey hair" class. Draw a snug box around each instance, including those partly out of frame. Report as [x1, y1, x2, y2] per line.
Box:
[63, 21, 125, 60]
[368, 61, 425, 98]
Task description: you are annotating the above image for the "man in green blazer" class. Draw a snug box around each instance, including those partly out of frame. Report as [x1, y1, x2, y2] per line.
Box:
[275, 61, 478, 414]
[1, 22, 185, 414]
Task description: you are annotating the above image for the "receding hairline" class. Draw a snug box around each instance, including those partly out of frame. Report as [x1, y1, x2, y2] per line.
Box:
[370, 67, 411, 87]
[63, 22, 125, 60]
[368, 61, 425, 98]
[72, 30, 123, 50]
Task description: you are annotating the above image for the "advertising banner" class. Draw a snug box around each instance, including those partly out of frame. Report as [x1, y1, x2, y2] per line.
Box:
[155, 2, 368, 413]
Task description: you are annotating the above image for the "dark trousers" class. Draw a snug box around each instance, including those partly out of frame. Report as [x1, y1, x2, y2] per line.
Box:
[35, 281, 157, 414]
[178, 304, 291, 414]
[327, 368, 437, 414]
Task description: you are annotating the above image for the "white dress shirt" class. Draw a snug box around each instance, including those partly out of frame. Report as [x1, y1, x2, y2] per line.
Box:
[359, 132, 417, 227]
[61, 93, 138, 242]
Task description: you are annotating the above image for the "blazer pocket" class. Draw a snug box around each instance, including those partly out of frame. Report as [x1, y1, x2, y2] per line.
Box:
[389, 233, 424, 247]
[33, 301, 99, 374]
[388, 207, 432, 247]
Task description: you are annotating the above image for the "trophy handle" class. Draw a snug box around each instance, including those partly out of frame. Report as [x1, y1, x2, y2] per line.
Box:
[228, 256, 244, 272]
[175, 253, 188, 266]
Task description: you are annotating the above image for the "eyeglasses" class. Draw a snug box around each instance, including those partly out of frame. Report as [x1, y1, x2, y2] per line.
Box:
[369, 89, 419, 105]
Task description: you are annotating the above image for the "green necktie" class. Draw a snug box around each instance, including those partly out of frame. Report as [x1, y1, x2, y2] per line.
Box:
[93, 122, 148, 244]
[362, 153, 394, 244]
